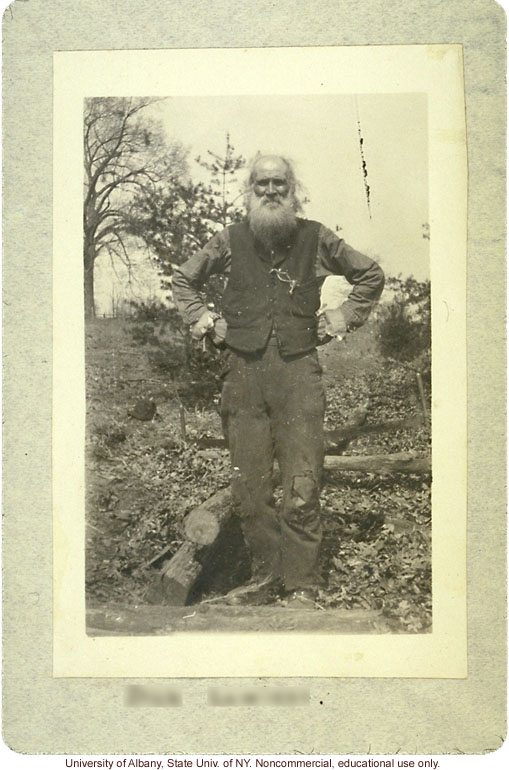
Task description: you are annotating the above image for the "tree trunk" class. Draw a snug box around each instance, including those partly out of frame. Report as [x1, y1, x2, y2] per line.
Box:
[84, 243, 96, 320]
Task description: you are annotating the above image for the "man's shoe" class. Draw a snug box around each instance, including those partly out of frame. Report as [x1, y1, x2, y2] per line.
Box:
[284, 588, 319, 609]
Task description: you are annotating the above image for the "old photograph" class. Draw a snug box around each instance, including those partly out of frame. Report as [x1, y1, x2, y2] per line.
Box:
[4, 0, 504, 756]
[83, 92, 430, 635]
[52, 45, 466, 679]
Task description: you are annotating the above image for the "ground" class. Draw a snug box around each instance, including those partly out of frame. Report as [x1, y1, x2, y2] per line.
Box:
[85, 316, 431, 634]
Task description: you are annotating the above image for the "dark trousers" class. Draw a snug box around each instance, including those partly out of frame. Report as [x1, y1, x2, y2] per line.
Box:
[220, 338, 326, 591]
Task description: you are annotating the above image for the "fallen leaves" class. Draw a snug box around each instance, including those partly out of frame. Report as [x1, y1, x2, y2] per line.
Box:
[85, 318, 431, 632]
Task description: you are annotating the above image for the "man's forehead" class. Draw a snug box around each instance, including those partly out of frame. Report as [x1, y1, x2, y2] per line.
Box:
[252, 156, 289, 179]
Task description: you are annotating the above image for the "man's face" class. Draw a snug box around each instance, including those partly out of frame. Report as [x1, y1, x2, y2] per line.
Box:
[247, 156, 297, 248]
[250, 157, 292, 210]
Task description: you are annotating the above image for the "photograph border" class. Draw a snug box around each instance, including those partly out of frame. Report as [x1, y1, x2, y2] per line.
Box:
[54, 45, 464, 679]
[2, 0, 506, 755]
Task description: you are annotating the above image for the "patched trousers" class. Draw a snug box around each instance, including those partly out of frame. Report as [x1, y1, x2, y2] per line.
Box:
[221, 337, 326, 591]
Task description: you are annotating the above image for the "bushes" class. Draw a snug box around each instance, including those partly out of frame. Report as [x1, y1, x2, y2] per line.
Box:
[377, 276, 430, 367]
[127, 299, 225, 409]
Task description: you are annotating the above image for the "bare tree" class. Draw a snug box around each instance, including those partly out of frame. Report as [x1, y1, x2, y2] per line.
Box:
[83, 97, 187, 319]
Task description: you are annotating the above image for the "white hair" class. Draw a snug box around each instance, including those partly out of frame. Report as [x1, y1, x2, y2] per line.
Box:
[244, 153, 304, 213]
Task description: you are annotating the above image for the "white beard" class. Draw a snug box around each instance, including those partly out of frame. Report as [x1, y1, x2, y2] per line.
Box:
[247, 194, 297, 251]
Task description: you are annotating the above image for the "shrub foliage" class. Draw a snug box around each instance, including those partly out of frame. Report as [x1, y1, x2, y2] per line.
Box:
[377, 276, 430, 365]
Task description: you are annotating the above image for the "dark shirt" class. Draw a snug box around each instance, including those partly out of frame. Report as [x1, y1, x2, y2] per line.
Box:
[172, 222, 384, 330]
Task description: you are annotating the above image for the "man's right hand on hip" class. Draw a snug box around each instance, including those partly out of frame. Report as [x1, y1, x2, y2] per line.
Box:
[190, 310, 219, 340]
[191, 310, 227, 347]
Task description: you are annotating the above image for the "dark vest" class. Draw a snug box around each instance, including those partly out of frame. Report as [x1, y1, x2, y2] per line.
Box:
[222, 218, 321, 355]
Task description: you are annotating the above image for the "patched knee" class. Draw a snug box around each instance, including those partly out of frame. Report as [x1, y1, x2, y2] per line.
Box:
[290, 472, 319, 509]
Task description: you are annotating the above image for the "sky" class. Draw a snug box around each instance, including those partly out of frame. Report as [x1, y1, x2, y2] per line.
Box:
[95, 93, 428, 314]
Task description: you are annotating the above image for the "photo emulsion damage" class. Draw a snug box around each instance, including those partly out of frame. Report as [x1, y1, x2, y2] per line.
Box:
[83, 93, 431, 637]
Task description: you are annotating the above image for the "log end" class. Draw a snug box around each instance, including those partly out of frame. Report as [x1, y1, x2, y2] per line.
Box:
[184, 508, 220, 545]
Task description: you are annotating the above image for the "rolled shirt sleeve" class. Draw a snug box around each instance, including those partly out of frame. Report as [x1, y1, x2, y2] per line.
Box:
[171, 229, 231, 326]
[317, 225, 385, 330]
[173, 222, 384, 330]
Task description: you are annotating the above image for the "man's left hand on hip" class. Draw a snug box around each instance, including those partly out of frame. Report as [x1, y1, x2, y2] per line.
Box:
[317, 306, 348, 341]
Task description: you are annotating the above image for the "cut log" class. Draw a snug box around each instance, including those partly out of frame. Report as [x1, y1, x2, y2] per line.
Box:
[143, 487, 234, 566]
[324, 452, 430, 474]
[184, 487, 233, 545]
[146, 541, 202, 606]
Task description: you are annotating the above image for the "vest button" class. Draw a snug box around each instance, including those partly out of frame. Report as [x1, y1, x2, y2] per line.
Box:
[266, 312, 272, 319]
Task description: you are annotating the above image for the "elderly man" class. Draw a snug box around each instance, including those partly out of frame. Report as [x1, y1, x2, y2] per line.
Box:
[172, 155, 384, 606]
